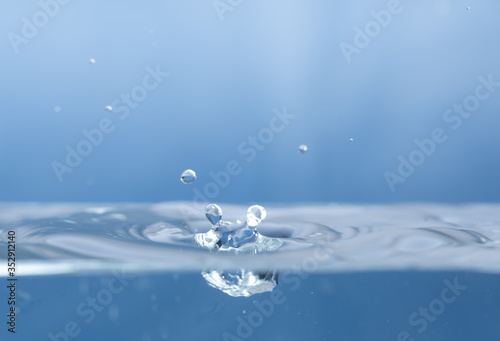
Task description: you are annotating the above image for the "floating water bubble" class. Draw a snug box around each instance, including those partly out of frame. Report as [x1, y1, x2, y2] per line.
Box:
[180, 169, 196, 184]
[466, 6, 471, 10]
[89, 58, 96, 64]
[349, 138, 354, 142]
[105, 105, 113, 112]
[205, 204, 222, 226]
[247, 205, 266, 227]
[298, 144, 308, 153]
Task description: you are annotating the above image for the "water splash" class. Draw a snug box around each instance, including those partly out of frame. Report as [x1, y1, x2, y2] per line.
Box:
[205, 204, 222, 226]
[2, 202, 500, 278]
[194, 204, 281, 296]
[194, 204, 281, 252]
[247, 205, 266, 227]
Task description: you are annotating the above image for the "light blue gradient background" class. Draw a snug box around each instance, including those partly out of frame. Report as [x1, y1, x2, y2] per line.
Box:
[1, 0, 499, 203]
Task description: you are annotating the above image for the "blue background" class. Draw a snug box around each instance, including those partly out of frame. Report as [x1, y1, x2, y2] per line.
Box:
[11, 272, 500, 341]
[1, 0, 499, 203]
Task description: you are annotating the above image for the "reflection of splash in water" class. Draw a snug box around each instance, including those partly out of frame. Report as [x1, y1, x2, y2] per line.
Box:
[201, 269, 279, 297]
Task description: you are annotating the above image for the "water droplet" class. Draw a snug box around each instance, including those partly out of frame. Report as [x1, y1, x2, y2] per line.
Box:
[89, 58, 96, 64]
[466, 6, 471, 10]
[298, 144, 308, 153]
[105, 105, 113, 112]
[54, 106, 61, 112]
[349, 138, 354, 142]
[180, 169, 196, 184]
[205, 204, 222, 226]
[247, 205, 267, 227]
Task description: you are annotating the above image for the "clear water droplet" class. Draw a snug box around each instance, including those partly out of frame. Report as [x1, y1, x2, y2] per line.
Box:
[180, 169, 196, 184]
[105, 105, 113, 112]
[466, 6, 471, 10]
[298, 144, 308, 153]
[89, 58, 96, 64]
[247, 205, 267, 227]
[205, 204, 222, 226]
[349, 138, 354, 142]
[54, 106, 61, 113]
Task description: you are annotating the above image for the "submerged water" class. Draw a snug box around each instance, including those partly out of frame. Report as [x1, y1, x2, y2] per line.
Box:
[1, 202, 500, 340]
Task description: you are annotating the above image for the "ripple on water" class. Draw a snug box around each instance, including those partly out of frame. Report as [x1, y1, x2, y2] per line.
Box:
[1, 202, 500, 275]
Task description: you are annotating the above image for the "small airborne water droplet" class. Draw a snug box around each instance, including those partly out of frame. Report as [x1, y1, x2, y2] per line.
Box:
[466, 6, 471, 10]
[54, 106, 61, 113]
[180, 169, 196, 184]
[349, 138, 354, 142]
[298, 144, 308, 154]
[105, 105, 113, 112]
[89, 58, 96, 64]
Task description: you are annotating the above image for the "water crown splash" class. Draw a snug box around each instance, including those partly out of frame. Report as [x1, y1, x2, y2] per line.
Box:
[194, 204, 282, 296]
